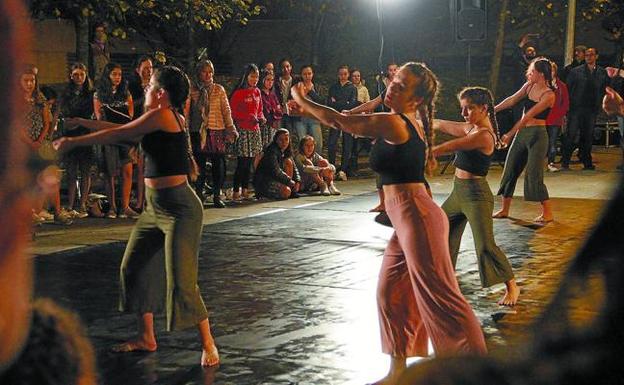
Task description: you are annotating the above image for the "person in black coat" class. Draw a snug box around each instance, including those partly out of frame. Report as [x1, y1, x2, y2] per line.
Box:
[561, 48, 609, 170]
[254, 128, 301, 199]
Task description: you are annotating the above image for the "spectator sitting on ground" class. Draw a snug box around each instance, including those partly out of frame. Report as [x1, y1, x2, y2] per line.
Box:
[295, 135, 341, 196]
[253, 128, 301, 199]
[0, 298, 97, 385]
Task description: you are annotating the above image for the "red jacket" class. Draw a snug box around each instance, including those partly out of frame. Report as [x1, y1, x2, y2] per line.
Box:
[230, 87, 264, 131]
[546, 78, 569, 126]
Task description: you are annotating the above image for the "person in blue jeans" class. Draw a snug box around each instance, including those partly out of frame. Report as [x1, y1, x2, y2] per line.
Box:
[293, 65, 324, 153]
[326, 65, 357, 176]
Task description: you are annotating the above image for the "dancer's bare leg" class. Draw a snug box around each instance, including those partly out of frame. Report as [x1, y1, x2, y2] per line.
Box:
[370, 189, 385, 212]
[498, 278, 520, 306]
[368, 356, 406, 385]
[198, 318, 220, 367]
[534, 199, 554, 223]
[493, 197, 512, 218]
[112, 312, 157, 352]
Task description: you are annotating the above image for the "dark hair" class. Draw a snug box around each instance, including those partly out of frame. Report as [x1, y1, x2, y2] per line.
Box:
[20, 65, 45, 105]
[272, 128, 292, 157]
[96, 62, 128, 103]
[337, 65, 349, 72]
[403, 62, 439, 176]
[40, 86, 57, 102]
[300, 64, 314, 74]
[259, 69, 275, 91]
[298, 135, 315, 154]
[458, 87, 503, 148]
[231, 63, 259, 98]
[192, 59, 214, 89]
[152, 65, 190, 114]
[529, 57, 555, 90]
[65, 62, 93, 94]
[278, 58, 291, 77]
[133, 55, 153, 71]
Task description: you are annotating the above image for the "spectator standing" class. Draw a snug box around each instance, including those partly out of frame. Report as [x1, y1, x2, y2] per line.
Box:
[561, 48, 608, 170]
[275, 58, 294, 133]
[90, 23, 110, 80]
[350, 68, 371, 172]
[561, 45, 587, 83]
[259, 69, 283, 148]
[545, 62, 570, 172]
[327, 65, 358, 178]
[293, 65, 324, 153]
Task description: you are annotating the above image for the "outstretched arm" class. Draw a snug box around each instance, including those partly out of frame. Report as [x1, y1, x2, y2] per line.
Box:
[495, 82, 530, 112]
[346, 95, 382, 114]
[502, 91, 555, 144]
[432, 129, 493, 157]
[290, 83, 407, 143]
[432, 119, 471, 137]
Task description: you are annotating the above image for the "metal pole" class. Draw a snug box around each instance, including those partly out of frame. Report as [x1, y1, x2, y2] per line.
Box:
[564, 0, 577, 65]
[467, 43, 471, 82]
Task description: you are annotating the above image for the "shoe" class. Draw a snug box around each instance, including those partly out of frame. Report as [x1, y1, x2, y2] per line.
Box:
[32, 211, 45, 225]
[547, 163, 559, 173]
[213, 197, 226, 208]
[75, 209, 89, 219]
[37, 210, 54, 221]
[118, 207, 140, 219]
[106, 210, 117, 219]
[328, 183, 341, 195]
[583, 164, 596, 171]
[289, 191, 301, 199]
[320, 183, 331, 196]
[337, 171, 348, 181]
[54, 211, 73, 225]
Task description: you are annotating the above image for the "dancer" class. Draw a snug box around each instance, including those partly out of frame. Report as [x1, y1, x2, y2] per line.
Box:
[53, 66, 219, 367]
[290, 62, 487, 385]
[432, 87, 519, 306]
[493, 57, 555, 223]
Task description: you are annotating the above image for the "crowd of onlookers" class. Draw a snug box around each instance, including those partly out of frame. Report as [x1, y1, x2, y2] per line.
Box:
[23, 54, 395, 226]
[515, 34, 620, 172]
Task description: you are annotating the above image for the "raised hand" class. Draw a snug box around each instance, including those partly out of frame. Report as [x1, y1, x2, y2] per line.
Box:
[603, 86, 624, 116]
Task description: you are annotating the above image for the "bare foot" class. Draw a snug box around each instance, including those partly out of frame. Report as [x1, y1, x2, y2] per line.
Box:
[111, 339, 157, 353]
[367, 372, 402, 385]
[369, 204, 385, 213]
[533, 214, 553, 224]
[498, 281, 520, 306]
[492, 209, 509, 219]
[201, 344, 220, 367]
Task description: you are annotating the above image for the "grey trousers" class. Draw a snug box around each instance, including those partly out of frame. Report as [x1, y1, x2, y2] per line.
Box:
[497, 125, 549, 201]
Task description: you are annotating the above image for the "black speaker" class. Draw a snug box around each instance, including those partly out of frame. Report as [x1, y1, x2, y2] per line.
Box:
[452, 0, 487, 41]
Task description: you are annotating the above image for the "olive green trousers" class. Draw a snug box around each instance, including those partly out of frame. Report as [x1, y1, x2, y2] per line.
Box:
[442, 178, 515, 288]
[119, 182, 208, 331]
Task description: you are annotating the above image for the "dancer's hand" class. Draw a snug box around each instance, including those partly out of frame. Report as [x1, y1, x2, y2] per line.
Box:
[501, 132, 514, 146]
[603, 86, 624, 116]
[287, 100, 304, 116]
[290, 82, 309, 99]
[52, 137, 74, 153]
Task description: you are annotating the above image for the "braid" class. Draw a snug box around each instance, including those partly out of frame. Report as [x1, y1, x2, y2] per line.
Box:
[487, 100, 505, 149]
[424, 100, 437, 175]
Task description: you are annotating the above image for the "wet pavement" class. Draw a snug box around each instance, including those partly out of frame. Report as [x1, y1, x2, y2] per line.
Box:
[31, 148, 622, 384]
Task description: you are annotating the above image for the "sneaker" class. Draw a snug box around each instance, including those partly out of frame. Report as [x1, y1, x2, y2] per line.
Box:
[75, 209, 89, 219]
[32, 211, 45, 225]
[320, 182, 331, 196]
[106, 210, 117, 219]
[118, 207, 140, 219]
[583, 164, 596, 171]
[213, 197, 226, 209]
[547, 163, 559, 173]
[336, 171, 348, 181]
[53, 211, 73, 225]
[37, 210, 54, 221]
[289, 191, 301, 199]
[328, 183, 341, 195]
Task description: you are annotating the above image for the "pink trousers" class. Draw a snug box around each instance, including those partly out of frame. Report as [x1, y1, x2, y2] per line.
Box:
[378, 186, 487, 357]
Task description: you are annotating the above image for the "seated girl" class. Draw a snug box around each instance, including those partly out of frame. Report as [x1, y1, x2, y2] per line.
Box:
[253, 128, 301, 199]
[294, 135, 341, 196]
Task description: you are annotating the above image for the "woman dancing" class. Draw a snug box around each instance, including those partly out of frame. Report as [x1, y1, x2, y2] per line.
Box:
[433, 87, 519, 306]
[493, 57, 555, 223]
[54, 66, 219, 367]
[290, 62, 487, 385]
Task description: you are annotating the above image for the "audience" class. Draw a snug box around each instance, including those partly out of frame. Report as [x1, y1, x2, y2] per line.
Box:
[295, 135, 340, 196]
[253, 128, 301, 199]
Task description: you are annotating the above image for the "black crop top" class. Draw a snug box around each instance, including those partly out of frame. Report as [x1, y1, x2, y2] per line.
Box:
[522, 97, 551, 120]
[454, 130, 495, 177]
[142, 110, 190, 178]
[369, 114, 426, 185]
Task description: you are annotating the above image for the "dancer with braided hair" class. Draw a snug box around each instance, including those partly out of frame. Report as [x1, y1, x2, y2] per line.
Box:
[290, 62, 487, 385]
[433, 87, 519, 307]
[493, 57, 556, 223]
[54, 66, 219, 367]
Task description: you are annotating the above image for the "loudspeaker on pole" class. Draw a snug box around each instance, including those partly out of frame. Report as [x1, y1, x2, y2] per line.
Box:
[451, 0, 487, 42]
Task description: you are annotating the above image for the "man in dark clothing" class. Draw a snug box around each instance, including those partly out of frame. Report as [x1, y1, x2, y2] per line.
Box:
[561, 45, 587, 83]
[327, 65, 357, 177]
[512, 34, 538, 123]
[561, 48, 609, 170]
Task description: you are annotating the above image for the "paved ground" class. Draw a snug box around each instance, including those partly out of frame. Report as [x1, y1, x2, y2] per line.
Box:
[31, 147, 623, 384]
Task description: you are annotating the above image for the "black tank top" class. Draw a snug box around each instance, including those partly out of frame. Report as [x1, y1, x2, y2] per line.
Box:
[522, 86, 551, 119]
[369, 114, 426, 185]
[142, 109, 190, 178]
[453, 129, 495, 177]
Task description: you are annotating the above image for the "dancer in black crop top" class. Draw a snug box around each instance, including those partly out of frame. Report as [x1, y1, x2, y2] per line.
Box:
[433, 87, 519, 306]
[54, 66, 220, 367]
[493, 57, 555, 224]
[290, 62, 487, 385]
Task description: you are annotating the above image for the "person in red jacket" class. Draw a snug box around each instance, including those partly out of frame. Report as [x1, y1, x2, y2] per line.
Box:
[230, 64, 266, 201]
[545, 62, 570, 172]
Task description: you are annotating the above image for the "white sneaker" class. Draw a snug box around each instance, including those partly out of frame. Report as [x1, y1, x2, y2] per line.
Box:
[337, 171, 348, 181]
[37, 210, 54, 221]
[328, 183, 341, 195]
[320, 182, 331, 196]
[547, 163, 559, 173]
